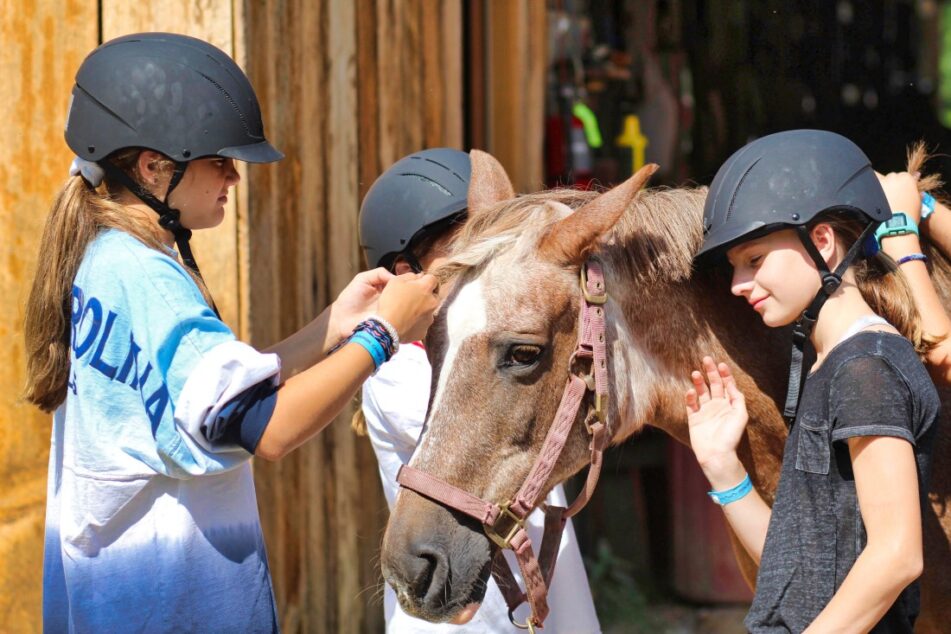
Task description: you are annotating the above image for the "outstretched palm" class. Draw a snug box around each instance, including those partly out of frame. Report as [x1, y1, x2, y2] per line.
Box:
[685, 356, 749, 469]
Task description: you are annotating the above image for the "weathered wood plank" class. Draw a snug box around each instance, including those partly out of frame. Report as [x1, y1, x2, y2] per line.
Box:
[420, 0, 463, 150]
[0, 0, 98, 629]
[357, 0, 380, 206]
[485, 0, 546, 192]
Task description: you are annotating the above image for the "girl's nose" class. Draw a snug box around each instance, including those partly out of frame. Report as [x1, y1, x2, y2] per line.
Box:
[730, 270, 754, 297]
[226, 159, 240, 185]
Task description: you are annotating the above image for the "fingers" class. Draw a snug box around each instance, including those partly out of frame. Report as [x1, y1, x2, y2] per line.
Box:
[690, 357, 740, 404]
[703, 356, 725, 399]
[684, 388, 699, 414]
[690, 370, 710, 404]
[718, 362, 745, 404]
[417, 273, 439, 294]
[357, 267, 395, 290]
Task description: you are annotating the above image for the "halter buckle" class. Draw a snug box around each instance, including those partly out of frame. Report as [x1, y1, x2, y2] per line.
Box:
[584, 393, 608, 434]
[484, 501, 525, 549]
[580, 265, 607, 305]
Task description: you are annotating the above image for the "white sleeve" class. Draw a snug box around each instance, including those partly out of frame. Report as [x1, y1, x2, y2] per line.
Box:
[174, 340, 282, 455]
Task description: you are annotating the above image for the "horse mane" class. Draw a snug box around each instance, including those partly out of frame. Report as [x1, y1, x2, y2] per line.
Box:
[437, 185, 709, 286]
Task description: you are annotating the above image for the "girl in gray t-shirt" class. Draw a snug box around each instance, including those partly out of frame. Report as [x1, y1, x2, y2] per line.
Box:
[686, 130, 939, 633]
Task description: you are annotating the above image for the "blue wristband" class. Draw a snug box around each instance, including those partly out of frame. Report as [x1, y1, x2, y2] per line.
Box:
[922, 192, 936, 221]
[897, 253, 928, 265]
[707, 473, 753, 505]
[350, 330, 386, 370]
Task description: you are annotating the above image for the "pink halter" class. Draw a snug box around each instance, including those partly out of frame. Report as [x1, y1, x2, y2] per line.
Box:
[397, 258, 612, 631]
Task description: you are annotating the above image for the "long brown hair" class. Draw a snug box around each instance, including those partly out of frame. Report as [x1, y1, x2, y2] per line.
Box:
[24, 149, 210, 411]
[814, 212, 939, 357]
[810, 142, 945, 358]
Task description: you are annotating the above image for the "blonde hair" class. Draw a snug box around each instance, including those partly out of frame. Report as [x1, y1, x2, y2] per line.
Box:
[24, 149, 211, 412]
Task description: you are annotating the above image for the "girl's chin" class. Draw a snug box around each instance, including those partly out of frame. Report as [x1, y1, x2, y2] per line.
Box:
[193, 209, 226, 230]
[760, 311, 797, 328]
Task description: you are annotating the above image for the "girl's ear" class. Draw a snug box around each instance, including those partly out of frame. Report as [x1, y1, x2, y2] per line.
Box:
[810, 223, 837, 265]
[136, 150, 167, 189]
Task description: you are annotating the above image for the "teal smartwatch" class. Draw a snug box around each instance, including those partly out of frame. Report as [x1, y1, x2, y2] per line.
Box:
[875, 212, 919, 249]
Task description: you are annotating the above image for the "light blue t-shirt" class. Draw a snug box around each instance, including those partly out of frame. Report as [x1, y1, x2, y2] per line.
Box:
[43, 229, 280, 633]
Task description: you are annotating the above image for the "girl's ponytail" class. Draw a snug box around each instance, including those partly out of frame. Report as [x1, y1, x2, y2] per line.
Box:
[854, 253, 935, 356]
[25, 150, 213, 412]
[817, 213, 939, 358]
[24, 176, 103, 410]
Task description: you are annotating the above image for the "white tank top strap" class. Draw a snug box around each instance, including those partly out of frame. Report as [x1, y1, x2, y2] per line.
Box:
[838, 314, 892, 347]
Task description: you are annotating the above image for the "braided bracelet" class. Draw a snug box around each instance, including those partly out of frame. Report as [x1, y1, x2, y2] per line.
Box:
[897, 253, 928, 265]
[366, 315, 401, 356]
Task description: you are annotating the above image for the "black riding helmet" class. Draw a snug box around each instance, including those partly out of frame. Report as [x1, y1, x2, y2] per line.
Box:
[65, 32, 283, 291]
[359, 148, 471, 272]
[698, 129, 891, 422]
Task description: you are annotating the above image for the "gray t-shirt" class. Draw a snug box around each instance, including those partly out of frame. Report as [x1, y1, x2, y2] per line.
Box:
[746, 332, 939, 633]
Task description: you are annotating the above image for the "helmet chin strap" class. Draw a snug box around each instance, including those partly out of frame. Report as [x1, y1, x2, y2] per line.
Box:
[783, 222, 879, 422]
[99, 160, 221, 319]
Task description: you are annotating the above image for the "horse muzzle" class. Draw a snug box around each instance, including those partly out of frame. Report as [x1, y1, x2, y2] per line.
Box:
[381, 490, 493, 622]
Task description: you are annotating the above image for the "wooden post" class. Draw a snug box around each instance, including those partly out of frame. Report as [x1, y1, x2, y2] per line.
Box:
[483, 0, 547, 193]
[0, 1, 97, 629]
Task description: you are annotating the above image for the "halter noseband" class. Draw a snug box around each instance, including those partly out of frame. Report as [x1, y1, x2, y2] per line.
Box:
[396, 258, 613, 631]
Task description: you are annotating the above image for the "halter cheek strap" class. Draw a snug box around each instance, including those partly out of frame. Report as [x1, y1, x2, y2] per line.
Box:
[397, 259, 612, 631]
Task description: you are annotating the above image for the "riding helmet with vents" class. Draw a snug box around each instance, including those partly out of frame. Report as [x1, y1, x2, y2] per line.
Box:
[359, 148, 471, 272]
[698, 129, 892, 422]
[65, 32, 283, 293]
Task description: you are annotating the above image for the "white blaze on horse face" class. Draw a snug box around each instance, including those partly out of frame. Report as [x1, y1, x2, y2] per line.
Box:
[427, 275, 488, 431]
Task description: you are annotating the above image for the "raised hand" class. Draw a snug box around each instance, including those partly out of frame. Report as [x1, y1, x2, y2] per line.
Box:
[876, 171, 923, 224]
[377, 273, 440, 343]
[330, 268, 394, 342]
[685, 356, 749, 489]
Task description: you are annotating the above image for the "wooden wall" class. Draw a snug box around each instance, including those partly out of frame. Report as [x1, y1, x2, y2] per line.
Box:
[0, 2, 98, 629]
[0, 1, 545, 631]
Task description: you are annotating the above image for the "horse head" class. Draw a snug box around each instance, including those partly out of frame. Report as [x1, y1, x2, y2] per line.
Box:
[380, 151, 675, 622]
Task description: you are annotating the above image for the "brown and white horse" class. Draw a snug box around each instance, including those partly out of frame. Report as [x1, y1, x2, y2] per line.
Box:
[380, 151, 951, 632]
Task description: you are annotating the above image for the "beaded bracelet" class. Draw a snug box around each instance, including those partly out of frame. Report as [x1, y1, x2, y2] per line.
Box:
[707, 473, 753, 506]
[897, 253, 928, 265]
[367, 314, 400, 355]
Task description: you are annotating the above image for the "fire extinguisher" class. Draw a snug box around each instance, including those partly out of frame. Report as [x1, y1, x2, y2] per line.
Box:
[569, 112, 594, 188]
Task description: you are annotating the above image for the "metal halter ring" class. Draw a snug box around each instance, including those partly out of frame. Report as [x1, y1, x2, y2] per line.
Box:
[508, 608, 537, 633]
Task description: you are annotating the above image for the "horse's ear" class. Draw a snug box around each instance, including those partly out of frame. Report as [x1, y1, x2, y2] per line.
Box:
[468, 150, 516, 218]
[540, 163, 658, 265]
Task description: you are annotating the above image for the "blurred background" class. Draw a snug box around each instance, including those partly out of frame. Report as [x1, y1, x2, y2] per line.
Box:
[1, 1, 947, 632]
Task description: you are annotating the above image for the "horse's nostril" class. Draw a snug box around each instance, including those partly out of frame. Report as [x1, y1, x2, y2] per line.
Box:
[407, 542, 450, 610]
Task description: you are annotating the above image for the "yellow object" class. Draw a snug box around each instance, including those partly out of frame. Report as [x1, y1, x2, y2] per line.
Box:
[616, 115, 649, 173]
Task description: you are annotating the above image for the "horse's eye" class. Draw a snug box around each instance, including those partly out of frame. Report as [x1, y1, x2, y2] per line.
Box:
[505, 344, 542, 367]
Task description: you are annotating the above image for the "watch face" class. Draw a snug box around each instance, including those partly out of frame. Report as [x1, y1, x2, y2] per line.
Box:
[886, 214, 906, 228]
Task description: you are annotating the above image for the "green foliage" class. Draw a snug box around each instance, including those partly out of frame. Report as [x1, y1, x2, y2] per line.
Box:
[584, 538, 660, 632]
